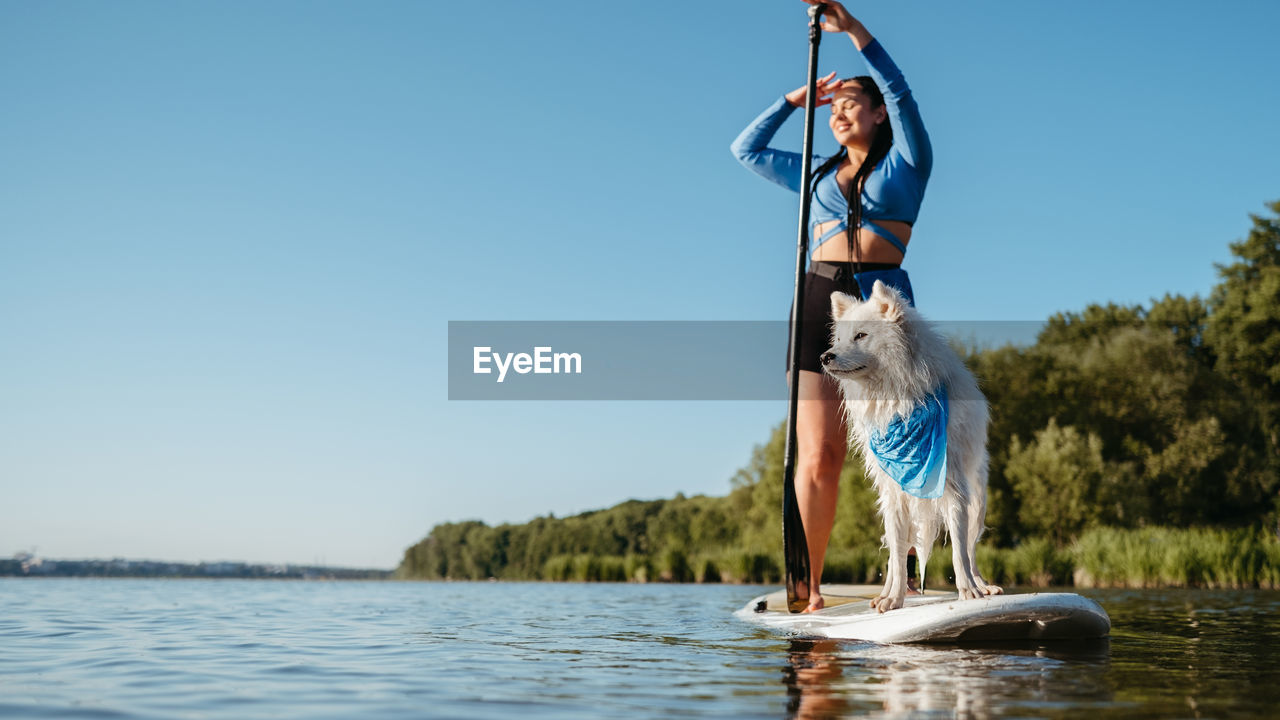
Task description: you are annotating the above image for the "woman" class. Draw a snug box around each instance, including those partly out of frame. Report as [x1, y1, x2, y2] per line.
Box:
[730, 0, 931, 612]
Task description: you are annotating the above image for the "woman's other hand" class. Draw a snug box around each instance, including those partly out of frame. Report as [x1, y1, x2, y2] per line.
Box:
[785, 70, 841, 108]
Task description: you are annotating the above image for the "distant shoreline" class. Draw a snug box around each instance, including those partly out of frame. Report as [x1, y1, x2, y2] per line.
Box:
[2, 556, 393, 580]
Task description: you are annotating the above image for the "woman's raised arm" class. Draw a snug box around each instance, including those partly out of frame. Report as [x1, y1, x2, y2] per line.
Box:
[730, 71, 841, 192]
[801, 0, 932, 173]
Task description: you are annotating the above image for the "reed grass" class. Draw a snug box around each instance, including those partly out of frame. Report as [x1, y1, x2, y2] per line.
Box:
[535, 526, 1280, 588]
[1070, 526, 1280, 589]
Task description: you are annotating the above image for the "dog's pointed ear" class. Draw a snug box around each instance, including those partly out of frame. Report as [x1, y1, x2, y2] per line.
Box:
[830, 291, 857, 320]
[870, 280, 904, 323]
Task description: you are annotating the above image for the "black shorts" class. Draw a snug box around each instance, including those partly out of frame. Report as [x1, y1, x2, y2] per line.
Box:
[785, 262, 911, 374]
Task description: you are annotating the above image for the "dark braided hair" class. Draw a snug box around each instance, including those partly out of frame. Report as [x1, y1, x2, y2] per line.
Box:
[808, 76, 893, 294]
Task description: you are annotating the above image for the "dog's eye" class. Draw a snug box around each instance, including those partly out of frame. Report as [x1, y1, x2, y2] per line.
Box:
[854, 332, 867, 341]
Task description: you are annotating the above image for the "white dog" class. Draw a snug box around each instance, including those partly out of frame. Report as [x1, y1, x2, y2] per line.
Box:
[822, 280, 1002, 613]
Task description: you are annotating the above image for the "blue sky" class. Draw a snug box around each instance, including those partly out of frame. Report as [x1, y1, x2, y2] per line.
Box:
[3, 1, 1278, 568]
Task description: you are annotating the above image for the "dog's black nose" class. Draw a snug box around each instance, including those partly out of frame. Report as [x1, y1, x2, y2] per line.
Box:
[820, 351, 835, 365]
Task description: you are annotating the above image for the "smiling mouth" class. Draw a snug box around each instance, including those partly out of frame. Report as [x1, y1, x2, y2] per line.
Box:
[835, 124, 851, 132]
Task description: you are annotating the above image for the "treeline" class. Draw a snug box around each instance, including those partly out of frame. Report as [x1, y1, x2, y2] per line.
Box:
[401, 201, 1280, 587]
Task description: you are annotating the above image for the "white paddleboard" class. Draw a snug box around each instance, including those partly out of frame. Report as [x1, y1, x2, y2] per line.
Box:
[736, 584, 1110, 643]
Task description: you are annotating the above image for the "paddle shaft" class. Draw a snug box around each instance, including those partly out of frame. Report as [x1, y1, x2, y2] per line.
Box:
[782, 2, 828, 613]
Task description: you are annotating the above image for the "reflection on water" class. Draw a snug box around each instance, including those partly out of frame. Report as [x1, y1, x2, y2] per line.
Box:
[777, 589, 1280, 719]
[784, 638, 1112, 719]
[785, 640, 850, 718]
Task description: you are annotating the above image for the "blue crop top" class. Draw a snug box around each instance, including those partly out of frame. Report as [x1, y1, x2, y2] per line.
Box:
[730, 38, 932, 257]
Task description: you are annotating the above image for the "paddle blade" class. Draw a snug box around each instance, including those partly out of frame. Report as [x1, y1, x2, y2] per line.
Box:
[782, 466, 811, 613]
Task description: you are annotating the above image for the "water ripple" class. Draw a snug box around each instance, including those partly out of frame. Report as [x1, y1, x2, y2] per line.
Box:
[2, 580, 1279, 718]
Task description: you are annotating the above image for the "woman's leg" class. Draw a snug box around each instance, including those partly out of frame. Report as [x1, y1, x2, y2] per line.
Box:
[790, 368, 849, 612]
[907, 547, 920, 594]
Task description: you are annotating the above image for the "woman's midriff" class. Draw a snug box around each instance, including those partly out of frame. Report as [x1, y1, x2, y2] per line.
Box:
[810, 218, 912, 263]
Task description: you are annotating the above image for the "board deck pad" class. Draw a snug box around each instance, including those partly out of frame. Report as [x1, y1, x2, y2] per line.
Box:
[758, 584, 953, 612]
[738, 584, 1110, 644]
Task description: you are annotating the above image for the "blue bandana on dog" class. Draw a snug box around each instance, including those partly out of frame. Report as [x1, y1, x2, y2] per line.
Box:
[869, 386, 948, 499]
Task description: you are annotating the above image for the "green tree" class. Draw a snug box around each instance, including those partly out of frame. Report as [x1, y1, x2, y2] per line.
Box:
[1203, 200, 1280, 508]
[1005, 419, 1124, 544]
[1206, 200, 1280, 392]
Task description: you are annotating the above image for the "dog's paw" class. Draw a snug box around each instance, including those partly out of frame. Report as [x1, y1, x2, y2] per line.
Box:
[872, 595, 904, 613]
[982, 584, 1004, 596]
[958, 585, 985, 601]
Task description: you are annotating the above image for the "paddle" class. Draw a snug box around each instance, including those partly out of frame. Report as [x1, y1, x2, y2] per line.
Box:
[782, 2, 829, 613]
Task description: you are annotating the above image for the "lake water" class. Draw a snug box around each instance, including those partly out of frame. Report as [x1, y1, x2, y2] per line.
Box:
[1, 579, 1277, 719]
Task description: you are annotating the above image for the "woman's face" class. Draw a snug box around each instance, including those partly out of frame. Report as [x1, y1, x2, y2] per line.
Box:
[828, 82, 886, 149]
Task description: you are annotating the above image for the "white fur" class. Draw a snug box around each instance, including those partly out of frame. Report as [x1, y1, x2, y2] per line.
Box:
[823, 280, 1002, 612]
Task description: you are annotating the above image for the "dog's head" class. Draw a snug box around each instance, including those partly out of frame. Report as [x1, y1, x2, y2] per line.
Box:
[821, 280, 911, 383]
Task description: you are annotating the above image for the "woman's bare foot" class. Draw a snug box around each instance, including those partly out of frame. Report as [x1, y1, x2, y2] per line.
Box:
[906, 548, 920, 595]
[800, 593, 825, 613]
[906, 576, 921, 596]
